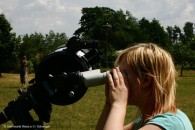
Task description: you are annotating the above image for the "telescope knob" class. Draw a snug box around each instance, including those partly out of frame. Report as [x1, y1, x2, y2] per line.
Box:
[68, 91, 75, 97]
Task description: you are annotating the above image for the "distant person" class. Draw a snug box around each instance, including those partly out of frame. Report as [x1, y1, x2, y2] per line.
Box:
[96, 43, 193, 130]
[19, 56, 28, 90]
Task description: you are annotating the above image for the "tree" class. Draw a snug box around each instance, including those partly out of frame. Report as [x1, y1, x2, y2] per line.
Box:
[0, 14, 17, 76]
[138, 18, 151, 42]
[44, 30, 68, 56]
[18, 33, 45, 71]
[18, 31, 68, 72]
[74, 7, 140, 67]
[183, 22, 194, 44]
[111, 10, 140, 50]
[167, 22, 194, 76]
[75, 7, 140, 49]
[171, 43, 192, 76]
[74, 7, 118, 67]
[138, 18, 170, 47]
[74, 7, 115, 40]
[183, 22, 195, 67]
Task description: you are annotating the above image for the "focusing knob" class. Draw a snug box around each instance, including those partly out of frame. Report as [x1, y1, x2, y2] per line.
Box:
[68, 91, 75, 97]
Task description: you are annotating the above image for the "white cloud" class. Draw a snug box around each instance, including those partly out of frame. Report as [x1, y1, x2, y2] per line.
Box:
[0, 0, 194, 37]
[0, 8, 2, 14]
[181, 3, 194, 18]
[35, 0, 66, 13]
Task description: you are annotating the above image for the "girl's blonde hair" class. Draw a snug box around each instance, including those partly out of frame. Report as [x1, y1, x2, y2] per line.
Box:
[115, 43, 177, 116]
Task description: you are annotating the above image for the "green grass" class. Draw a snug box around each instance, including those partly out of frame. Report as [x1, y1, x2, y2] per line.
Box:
[0, 71, 194, 129]
[176, 70, 195, 128]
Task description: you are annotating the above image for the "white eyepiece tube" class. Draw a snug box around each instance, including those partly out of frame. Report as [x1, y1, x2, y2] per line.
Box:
[79, 69, 110, 87]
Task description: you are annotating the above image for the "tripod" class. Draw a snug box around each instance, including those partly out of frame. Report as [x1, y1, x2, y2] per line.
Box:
[0, 37, 101, 129]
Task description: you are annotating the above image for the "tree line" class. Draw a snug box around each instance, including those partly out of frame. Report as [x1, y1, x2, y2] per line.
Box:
[0, 7, 194, 76]
[0, 14, 68, 76]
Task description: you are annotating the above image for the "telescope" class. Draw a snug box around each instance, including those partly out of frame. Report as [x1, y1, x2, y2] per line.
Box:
[0, 37, 110, 129]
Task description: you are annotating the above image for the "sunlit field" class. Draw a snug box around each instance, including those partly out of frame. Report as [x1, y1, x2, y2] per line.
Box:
[0, 70, 194, 129]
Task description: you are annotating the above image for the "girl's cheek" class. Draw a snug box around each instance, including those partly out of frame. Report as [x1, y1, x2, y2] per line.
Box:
[125, 75, 131, 87]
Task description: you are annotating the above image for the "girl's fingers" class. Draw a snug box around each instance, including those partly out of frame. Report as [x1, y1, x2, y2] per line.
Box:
[112, 68, 120, 87]
[116, 67, 124, 84]
[118, 67, 129, 87]
[108, 73, 114, 89]
[108, 67, 126, 89]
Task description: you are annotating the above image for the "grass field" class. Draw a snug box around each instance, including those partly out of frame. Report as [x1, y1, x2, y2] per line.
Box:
[0, 70, 194, 129]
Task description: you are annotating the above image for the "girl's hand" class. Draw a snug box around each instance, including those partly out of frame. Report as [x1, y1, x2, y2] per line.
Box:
[106, 67, 129, 107]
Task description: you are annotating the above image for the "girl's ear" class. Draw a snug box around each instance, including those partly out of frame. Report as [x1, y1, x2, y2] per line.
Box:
[141, 74, 153, 88]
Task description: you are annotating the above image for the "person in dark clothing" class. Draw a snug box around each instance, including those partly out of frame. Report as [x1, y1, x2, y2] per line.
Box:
[19, 56, 28, 89]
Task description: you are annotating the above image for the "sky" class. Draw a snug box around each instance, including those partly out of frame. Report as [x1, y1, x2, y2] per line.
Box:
[0, 0, 194, 38]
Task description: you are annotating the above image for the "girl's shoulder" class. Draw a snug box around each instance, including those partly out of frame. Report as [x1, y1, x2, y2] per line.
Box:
[145, 109, 193, 130]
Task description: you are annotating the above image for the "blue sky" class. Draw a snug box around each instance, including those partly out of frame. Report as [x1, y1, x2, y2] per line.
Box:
[0, 0, 194, 37]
